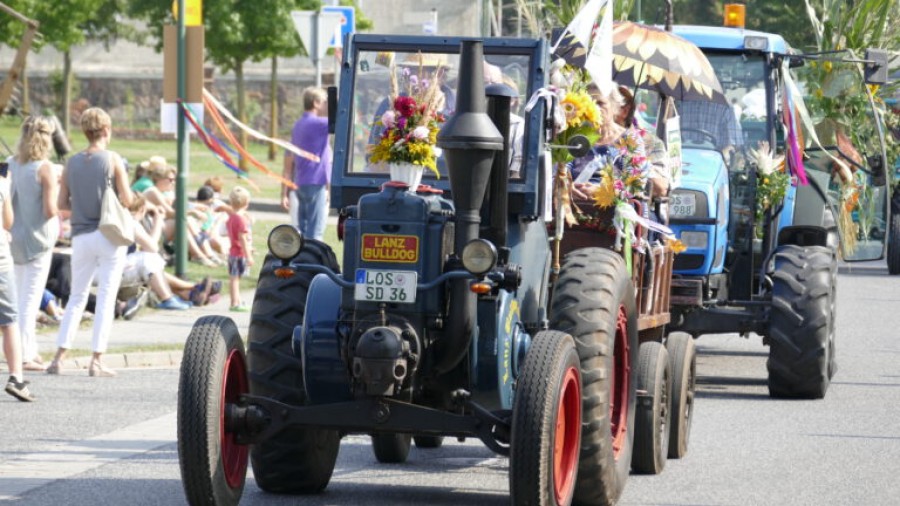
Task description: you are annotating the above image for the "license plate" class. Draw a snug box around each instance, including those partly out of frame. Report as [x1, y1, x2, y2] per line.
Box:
[670, 193, 696, 217]
[354, 269, 417, 303]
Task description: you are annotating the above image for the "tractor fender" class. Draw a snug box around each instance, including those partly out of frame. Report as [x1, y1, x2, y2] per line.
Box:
[296, 274, 352, 404]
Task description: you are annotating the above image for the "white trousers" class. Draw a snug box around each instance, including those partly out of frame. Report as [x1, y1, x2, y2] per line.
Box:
[14, 251, 53, 361]
[56, 230, 126, 353]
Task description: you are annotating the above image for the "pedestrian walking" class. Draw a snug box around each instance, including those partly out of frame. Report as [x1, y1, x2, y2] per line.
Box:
[226, 186, 254, 312]
[8, 116, 60, 372]
[47, 107, 133, 378]
[282, 87, 331, 240]
[0, 169, 34, 401]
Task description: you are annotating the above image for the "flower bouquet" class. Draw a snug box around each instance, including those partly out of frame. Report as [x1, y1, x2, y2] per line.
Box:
[748, 141, 791, 237]
[368, 56, 447, 185]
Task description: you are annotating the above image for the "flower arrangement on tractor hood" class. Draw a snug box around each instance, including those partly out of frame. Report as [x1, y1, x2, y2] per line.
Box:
[368, 54, 447, 178]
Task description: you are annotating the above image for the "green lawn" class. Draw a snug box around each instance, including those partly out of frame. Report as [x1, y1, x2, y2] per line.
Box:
[0, 115, 285, 201]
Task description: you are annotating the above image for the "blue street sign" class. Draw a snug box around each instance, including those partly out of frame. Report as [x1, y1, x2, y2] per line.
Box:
[322, 5, 355, 48]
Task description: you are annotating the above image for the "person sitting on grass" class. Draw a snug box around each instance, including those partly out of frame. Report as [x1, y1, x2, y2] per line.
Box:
[188, 185, 230, 259]
[125, 195, 218, 313]
[226, 186, 254, 312]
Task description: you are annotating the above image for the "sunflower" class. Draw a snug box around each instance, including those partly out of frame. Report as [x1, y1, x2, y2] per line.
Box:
[593, 172, 618, 209]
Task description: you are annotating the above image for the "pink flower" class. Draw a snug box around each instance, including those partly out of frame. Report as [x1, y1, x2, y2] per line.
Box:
[411, 126, 429, 140]
[381, 110, 396, 129]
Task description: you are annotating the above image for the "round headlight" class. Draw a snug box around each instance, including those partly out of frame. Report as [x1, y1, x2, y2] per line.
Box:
[268, 225, 304, 260]
[461, 239, 498, 276]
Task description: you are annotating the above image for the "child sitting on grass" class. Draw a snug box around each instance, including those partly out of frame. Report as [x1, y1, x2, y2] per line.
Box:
[226, 186, 254, 312]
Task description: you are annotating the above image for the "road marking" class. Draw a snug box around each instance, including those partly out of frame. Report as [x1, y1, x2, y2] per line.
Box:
[0, 412, 176, 500]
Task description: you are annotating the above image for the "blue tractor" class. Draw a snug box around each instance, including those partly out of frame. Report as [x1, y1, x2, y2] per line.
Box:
[174, 35, 685, 505]
[663, 24, 891, 398]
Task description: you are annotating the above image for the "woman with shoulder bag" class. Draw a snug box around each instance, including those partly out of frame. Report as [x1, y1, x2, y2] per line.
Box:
[8, 116, 60, 372]
[48, 108, 133, 377]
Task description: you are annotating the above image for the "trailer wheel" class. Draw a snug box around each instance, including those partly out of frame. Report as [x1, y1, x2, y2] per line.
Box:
[247, 242, 341, 493]
[665, 333, 696, 458]
[888, 210, 900, 274]
[413, 436, 444, 448]
[767, 245, 832, 399]
[371, 434, 412, 463]
[178, 316, 249, 506]
[510, 330, 582, 506]
[631, 341, 671, 474]
[550, 248, 638, 506]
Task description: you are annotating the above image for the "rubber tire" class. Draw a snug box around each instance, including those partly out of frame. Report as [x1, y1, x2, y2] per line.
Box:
[888, 212, 900, 275]
[247, 242, 342, 493]
[370, 434, 412, 463]
[550, 248, 638, 506]
[178, 315, 249, 506]
[767, 245, 832, 399]
[413, 436, 444, 449]
[631, 341, 671, 475]
[665, 333, 696, 459]
[510, 330, 582, 506]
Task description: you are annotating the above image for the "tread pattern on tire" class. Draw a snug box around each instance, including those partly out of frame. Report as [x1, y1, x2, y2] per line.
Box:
[178, 315, 246, 506]
[549, 248, 638, 506]
[510, 330, 581, 506]
[767, 245, 833, 399]
[665, 332, 695, 459]
[247, 241, 342, 493]
[631, 341, 670, 475]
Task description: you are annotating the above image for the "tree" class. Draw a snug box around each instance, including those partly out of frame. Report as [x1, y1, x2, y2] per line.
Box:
[0, 0, 128, 131]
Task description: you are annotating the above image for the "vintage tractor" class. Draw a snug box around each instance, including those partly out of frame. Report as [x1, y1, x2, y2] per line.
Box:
[662, 23, 891, 398]
[176, 34, 689, 506]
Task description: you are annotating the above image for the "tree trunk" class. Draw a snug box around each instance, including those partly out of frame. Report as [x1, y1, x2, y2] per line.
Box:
[236, 61, 248, 172]
[62, 50, 72, 136]
[268, 56, 278, 161]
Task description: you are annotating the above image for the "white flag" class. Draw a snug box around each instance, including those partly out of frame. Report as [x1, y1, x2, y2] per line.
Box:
[584, 2, 613, 95]
[552, 0, 609, 52]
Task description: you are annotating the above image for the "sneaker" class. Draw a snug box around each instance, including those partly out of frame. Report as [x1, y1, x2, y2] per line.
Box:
[123, 289, 150, 320]
[5, 377, 35, 402]
[229, 305, 250, 313]
[189, 277, 213, 306]
[157, 296, 191, 310]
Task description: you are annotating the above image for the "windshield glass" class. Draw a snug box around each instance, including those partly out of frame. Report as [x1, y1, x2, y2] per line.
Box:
[674, 52, 768, 152]
[349, 49, 532, 178]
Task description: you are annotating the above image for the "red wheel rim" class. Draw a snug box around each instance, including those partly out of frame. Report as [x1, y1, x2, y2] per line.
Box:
[221, 349, 249, 488]
[553, 366, 581, 505]
[609, 304, 631, 459]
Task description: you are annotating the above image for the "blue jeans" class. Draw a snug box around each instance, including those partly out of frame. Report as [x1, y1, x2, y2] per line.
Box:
[295, 185, 328, 241]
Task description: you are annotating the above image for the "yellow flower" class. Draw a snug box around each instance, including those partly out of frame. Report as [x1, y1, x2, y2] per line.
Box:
[823, 61, 832, 73]
[592, 174, 617, 209]
[815, 88, 824, 99]
[668, 238, 687, 254]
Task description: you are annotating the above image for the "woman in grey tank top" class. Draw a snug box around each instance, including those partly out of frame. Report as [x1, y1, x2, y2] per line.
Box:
[9, 116, 60, 371]
[48, 107, 133, 378]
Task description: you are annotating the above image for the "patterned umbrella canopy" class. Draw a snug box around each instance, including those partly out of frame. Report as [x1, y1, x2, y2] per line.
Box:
[612, 21, 727, 103]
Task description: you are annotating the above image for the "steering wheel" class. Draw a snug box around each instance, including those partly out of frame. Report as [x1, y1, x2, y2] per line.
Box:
[680, 127, 718, 147]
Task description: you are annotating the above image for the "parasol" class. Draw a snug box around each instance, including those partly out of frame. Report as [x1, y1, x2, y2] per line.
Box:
[612, 21, 727, 104]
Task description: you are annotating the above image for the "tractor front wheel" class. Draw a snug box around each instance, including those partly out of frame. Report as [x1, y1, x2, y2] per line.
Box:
[371, 434, 412, 463]
[767, 245, 832, 399]
[665, 332, 696, 458]
[510, 330, 582, 506]
[631, 341, 671, 474]
[177, 316, 249, 506]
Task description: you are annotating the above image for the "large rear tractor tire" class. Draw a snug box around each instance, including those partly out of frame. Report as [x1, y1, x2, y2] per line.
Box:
[371, 434, 412, 463]
[665, 333, 696, 458]
[510, 330, 582, 506]
[178, 316, 249, 506]
[631, 341, 671, 475]
[767, 245, 832, 399]
[247, 242, 342, 493]
[550, 248, 638, 506]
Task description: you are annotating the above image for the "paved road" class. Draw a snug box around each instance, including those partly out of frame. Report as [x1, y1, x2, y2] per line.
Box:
[2, 261, 899, 505]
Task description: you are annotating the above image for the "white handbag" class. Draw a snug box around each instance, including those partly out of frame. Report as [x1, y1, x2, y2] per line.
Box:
[98, 164, 134, 246]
